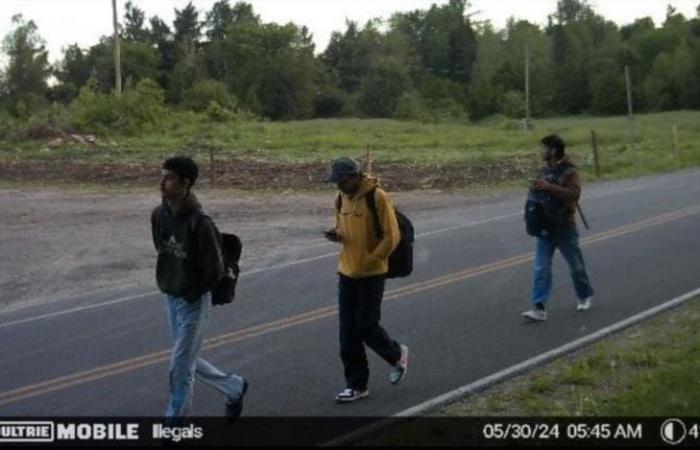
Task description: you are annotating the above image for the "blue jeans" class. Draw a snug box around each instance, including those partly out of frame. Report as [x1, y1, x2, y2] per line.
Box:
[165, 292, 245, 418]
[531, 227, 594, 305]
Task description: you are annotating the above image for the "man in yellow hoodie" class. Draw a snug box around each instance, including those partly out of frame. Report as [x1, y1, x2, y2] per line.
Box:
[324, 157, 409, 403]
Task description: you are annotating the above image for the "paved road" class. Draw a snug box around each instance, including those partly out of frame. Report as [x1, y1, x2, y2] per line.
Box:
[1, 169, 699, 441]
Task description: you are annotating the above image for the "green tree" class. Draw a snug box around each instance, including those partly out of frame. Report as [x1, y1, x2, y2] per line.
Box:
[1, 15, 50, 116]
[500, 19, 553, 115]
[644, 41, 699, 110]
[391, 0, 477, 84]
[174, 2, 202, 59]
[255, 24, 317, 119]
[123, 1, 150, 43]
[321, 20, 382, 93]
[589, 27, 626, 114]
[549, 22, 591, 113]
[85, 37, 160, 93]
[466, 23, 503, 119]
[357, 58, 411, 117]
[149, 16, 176, 92]
[52, 44, 92, 103]
[590, 59, 626, 114]
[314, 64, 347, 117]
[201, 8, 317, 119]
[205, 1, 259, 40]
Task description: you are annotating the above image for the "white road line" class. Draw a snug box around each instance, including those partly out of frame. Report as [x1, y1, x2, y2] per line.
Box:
[323, 286, 700, 447]
[0, 292, 154, 330]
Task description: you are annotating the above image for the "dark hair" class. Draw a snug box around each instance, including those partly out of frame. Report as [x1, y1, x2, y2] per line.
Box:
[540, 134, 566, 158]
[163, 156, 199, 189]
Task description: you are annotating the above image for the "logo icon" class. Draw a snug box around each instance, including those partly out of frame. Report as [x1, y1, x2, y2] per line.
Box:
[0, 422, 54, 443]
[661, 419, 687, 446]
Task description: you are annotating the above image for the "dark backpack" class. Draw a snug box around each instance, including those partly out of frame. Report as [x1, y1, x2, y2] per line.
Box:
[190, 213, 242, 305]
[524, 163, 573, 238]
[336, 188, 415, 278]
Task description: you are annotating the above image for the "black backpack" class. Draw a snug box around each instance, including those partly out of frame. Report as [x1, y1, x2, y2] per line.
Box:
[336, 188, 415, 278]
[524, 163, 573, 238]
[191, 213, 242, 305]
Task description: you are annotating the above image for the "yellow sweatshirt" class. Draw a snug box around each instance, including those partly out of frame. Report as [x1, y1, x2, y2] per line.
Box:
[334, 176, 400, 279]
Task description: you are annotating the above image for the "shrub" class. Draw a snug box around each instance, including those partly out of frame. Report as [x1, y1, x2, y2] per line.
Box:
[70, 78, 168, 134]
[205, 100, 233, 122]
[500, 90, 526, 119]
[430, 98, 468, 122]
[393, 92, 427, 121]
[181, 80, 237, 113]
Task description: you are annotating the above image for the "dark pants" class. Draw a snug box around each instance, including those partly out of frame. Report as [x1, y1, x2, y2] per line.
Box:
[338, 274, 402, 391]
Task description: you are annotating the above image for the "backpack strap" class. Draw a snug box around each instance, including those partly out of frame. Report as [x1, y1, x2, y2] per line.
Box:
[364, 188, 384, 240]
[335, 188, 384, 240]
[189, 209, 207, 235]
[337, 188, 385, 240]
[188, 209, 223, 257]
[552, 161, 575, 182]
[553, 162, 590, 229]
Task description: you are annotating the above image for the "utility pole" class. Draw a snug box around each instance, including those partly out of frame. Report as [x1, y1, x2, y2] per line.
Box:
[625, 66, 637, 170]
[112, 0, 122, 95]
[524, 42, 531, 130]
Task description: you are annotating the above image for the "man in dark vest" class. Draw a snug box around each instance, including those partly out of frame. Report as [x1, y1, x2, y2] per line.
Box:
[522, 135, 595, 322]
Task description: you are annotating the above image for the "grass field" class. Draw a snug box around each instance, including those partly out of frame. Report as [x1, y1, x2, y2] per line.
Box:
[1, 110, 699, 186]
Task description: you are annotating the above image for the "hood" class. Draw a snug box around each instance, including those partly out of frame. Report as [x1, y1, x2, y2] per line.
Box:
[353, 175, 380, 199]
[162, 191, 202, 217]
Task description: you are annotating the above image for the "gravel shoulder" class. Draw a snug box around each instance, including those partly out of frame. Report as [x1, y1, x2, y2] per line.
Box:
[0, 184, 517, 313]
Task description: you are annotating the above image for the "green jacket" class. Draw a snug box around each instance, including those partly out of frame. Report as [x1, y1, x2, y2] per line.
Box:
[151, 192, 224, 302]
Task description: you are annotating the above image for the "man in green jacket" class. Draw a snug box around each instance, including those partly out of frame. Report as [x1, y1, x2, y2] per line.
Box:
[151, 156, 247, 421]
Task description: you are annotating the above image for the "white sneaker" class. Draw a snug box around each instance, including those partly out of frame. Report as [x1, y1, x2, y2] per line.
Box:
[522, 309, 547, 322]
[577, 297, 592, 311]
[335, 388, 369, 404]
[390, 345, 409, 385]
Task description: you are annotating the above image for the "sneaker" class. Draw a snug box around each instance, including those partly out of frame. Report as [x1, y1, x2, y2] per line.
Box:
[577, 297, 592, 311]
[225, 378, 248, 421]
[335, 388, 369, 404]
[522, 309, 547, 322]
[390, 344, 409, 385]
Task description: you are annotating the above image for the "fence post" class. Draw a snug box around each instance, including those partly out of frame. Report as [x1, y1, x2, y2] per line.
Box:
[364, 144, 373, 175]
[209, 147, 215, 189]
[591, 129, 601, 179]
[672, 124, 680, 165]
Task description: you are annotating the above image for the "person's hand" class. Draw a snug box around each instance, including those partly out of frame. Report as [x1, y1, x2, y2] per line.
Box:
[533, 179, 552, 192]
[323, 229, 342, 243]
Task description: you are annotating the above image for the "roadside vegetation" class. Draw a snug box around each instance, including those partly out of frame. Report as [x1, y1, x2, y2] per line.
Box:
[365, 296, 700, 445]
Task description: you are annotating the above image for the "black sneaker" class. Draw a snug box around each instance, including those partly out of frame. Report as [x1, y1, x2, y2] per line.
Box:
[390, 345, 409, 385]
[225, 378, 248, 421]
[335, 388, 369, 404]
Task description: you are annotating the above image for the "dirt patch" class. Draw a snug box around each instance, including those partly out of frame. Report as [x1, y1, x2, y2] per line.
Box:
[0, 157, 537, 190]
